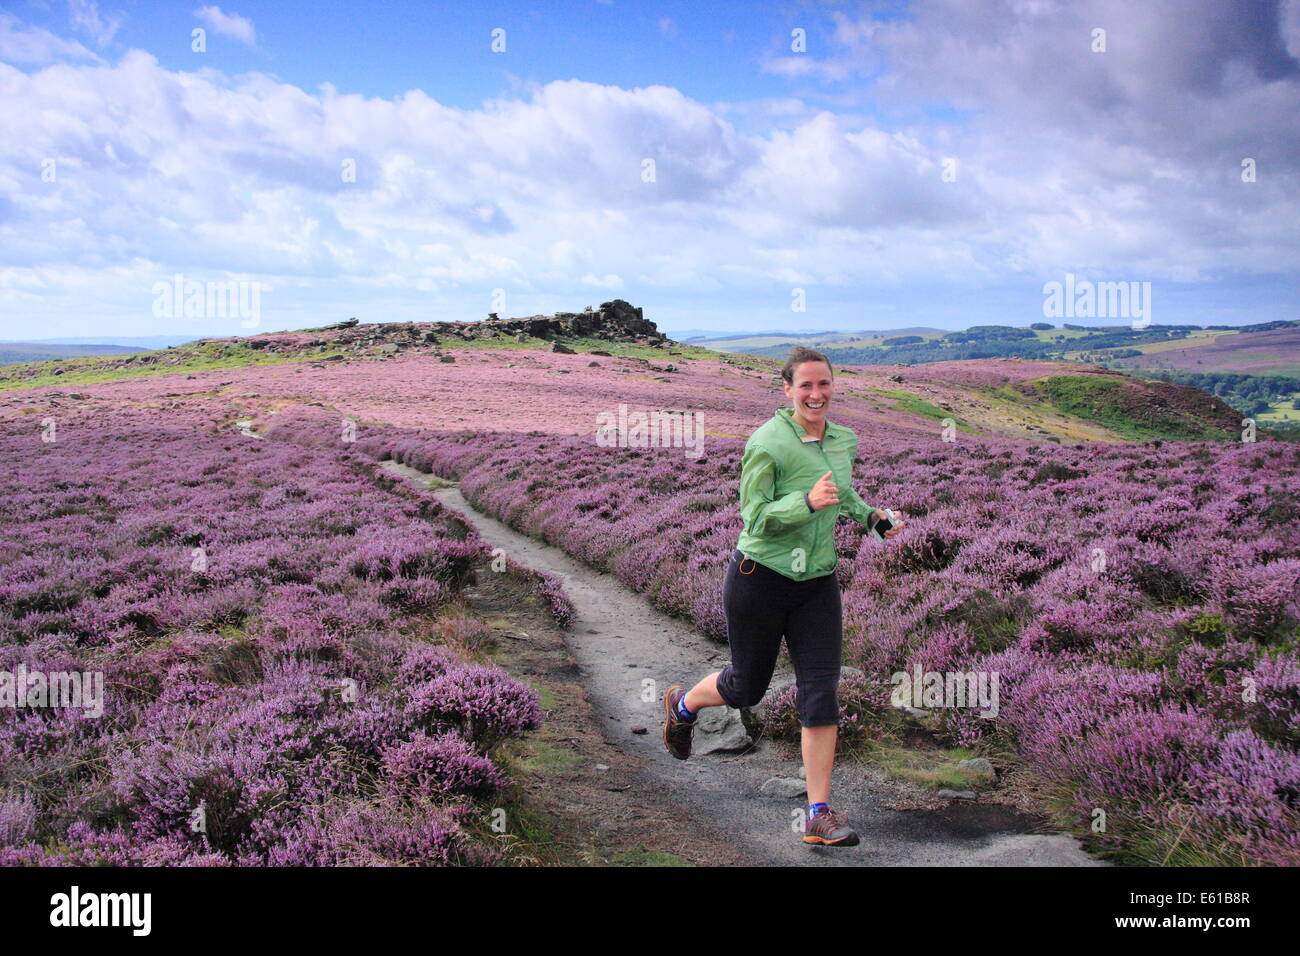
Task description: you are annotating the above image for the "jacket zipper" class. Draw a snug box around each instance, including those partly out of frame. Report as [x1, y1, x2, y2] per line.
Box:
[780, 411, 837, 580]
[812, 440, 838, 578]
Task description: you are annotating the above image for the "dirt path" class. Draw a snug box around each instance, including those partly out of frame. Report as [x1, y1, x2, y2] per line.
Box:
[381, 461, 1105, 867]
[456, 556, 757, 866]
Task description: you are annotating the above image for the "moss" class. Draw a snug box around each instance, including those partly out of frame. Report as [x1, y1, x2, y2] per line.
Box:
[853, 742, 995, 791]
[1183, 611, 1227, 647]
[515, 740, 585, 774]
[611, 846, 693, 866]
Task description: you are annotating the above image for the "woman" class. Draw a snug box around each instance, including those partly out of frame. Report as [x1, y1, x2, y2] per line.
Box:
[661, 346, 905, 847]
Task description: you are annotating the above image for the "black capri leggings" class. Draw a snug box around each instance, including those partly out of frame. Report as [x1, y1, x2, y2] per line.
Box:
[715, 550, 843, 728]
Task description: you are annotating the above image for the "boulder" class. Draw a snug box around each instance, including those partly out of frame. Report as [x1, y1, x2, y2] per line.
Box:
[760, 776, 808, 798]
[302, 317, 358, 332]
[957, 757, 996, 781]
[693, 706, 752, 755]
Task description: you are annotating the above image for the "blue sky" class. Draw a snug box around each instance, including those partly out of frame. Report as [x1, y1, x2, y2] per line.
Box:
[85, 1, 865, 110]
[1, 0, 1298, 340]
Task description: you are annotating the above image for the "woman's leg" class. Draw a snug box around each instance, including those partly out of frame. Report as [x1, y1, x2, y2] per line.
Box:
[801, 726, 838, 805]
[682, 671, 725, 712]
[785, 573, 844, 806]
[701, 552, 788, 714]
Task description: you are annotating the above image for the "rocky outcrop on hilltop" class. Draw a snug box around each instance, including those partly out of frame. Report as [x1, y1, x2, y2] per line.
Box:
[302, 299, 668, 353]
[0, 300, 672, 385]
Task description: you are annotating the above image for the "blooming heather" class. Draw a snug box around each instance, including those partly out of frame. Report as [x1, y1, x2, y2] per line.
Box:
[0, 408, 539, 865]
[301, 408, 1300, 865]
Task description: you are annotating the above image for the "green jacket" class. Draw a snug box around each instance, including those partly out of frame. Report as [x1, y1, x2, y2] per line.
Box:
[736, 407, 880, 581]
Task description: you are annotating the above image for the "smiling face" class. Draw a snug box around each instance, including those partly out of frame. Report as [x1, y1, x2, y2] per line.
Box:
[783, 360, 833, 431]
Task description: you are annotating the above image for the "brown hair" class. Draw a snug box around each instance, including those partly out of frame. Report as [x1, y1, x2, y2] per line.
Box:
[781, 346, 833, 384]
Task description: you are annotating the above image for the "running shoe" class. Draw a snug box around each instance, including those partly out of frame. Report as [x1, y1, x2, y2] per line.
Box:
[804, 806, 860, 847]
[662, 685, 695, 760]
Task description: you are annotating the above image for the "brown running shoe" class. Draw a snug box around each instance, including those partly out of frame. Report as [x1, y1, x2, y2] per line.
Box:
[804, 807, 860, 847]
[662, 686, 696, 760]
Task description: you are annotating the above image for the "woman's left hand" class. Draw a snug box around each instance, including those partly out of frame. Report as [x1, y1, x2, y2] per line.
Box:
[872, 508, 906, 539]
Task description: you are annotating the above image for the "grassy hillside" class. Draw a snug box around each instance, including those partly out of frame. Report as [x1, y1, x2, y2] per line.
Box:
[0, 331, 729, 394]
[700, 319, 1300, 436]
[0, 342, 143, 365]
[1014, 374, 1242, 441]
[0, 340, 351, 391]
[0, 317, 1270, 443]
[709, 320, 1299, 372]
[1093, 325, 1300, 378]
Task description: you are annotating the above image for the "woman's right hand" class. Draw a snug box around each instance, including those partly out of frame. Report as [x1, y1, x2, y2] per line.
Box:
[808, 471, 839, 510]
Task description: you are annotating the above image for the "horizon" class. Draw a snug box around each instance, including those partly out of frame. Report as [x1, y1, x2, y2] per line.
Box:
[2, 1, 1298, 339]
[0, 315, 1265, 349]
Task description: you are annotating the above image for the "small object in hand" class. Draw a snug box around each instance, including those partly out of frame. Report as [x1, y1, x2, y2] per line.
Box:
[871, 509, 896, 540]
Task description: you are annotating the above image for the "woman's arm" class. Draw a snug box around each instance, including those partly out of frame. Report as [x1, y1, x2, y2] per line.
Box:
[841, 482, 883, 530]
[739, 443, 820, 537]
[841, 436, 882, 529]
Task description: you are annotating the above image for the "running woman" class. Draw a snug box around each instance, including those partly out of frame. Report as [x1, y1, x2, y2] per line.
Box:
[662, 346, 905, 847]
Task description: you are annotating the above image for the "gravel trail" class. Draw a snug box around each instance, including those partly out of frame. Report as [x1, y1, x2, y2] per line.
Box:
[382, 460, 1104, 867]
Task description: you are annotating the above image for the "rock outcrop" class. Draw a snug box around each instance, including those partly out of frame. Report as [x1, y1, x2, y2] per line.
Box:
[0, 301, 671, 383]
[279, 299, 668, 355]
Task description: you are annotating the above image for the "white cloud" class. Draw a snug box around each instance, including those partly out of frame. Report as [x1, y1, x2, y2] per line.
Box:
[549, 239, 589, 269]
[0, 13, 102, 64]
[581, 273, 624, 289]
[193, 5, 256, 47]
[0, 2, 1297, 337]
[67, 0, 122, 48]
[1285, 0, 1300, 58]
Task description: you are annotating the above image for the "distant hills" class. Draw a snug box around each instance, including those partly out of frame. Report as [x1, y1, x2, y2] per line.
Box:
[679, 326, 946, 345]
[692, 320, 1299, 364]
[5, 309, 1297, 436]
[686, 320, 1300, 427]
[0, 334, 228, 366]
[0, 342, 146, 366]
[25, 335, 217, 348]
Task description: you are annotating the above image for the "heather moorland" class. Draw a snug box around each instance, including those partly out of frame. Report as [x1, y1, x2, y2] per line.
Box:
[1, 317, 1296, 867]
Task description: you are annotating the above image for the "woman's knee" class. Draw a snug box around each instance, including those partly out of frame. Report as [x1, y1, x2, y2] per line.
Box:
[716, 667, 769, 709]
[732, 686, 769, 708]
[796, 682, 840, 727]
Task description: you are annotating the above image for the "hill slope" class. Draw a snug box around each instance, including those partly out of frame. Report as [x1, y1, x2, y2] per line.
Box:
[0, 308, 1261, 445]
[0, 342, 143, 365]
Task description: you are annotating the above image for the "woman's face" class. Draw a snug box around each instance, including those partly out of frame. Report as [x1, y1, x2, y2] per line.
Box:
[783, 360, 833, 426]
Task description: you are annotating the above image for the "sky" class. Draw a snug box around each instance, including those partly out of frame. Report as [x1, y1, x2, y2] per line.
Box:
[1, 0, 1298, 341]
